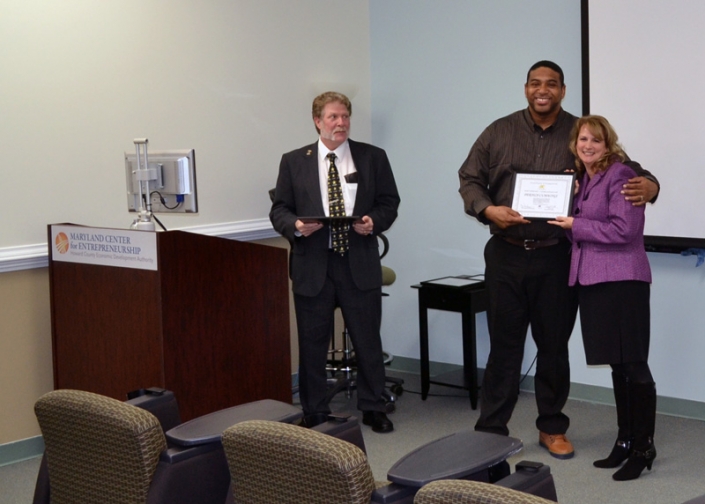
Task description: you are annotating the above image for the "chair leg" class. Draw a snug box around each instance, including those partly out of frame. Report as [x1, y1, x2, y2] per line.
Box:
[325, 326, 358, 402]
[326, 322, 404, 412]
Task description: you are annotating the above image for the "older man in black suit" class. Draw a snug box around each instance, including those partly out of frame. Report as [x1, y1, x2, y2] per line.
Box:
[270, 91, 400, 433]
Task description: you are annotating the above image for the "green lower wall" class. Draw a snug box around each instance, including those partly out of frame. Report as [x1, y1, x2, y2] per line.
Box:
[0, 436, 44, 467]
[387, 356, 705, 421]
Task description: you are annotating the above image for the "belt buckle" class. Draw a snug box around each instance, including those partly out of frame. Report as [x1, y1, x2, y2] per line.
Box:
[523, 239, 537, 251]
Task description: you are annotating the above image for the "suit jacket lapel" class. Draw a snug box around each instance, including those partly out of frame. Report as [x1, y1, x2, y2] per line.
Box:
[299, 143, 325, 215]
[348, 140, 367, 215]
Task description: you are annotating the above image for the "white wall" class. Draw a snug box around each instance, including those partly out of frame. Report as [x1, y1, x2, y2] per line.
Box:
[370, 0, 705, 403]
[369, 0, 582, 373]
[0, 0, 372, 250]
[3, 0, 703, 407]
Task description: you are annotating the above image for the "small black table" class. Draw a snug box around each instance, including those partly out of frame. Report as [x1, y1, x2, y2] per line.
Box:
[412, 276, 488, 409]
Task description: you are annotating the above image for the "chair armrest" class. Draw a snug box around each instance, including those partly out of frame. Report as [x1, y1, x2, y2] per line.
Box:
[310, 415, 367, 454]
[159, 441, 222, 464]
[494, 461, 558, 502]
[165, 399, 302, 447]
[370, 482, 416, 504]
[148, 443, 230, 504]
[386, 430, 522, 487]
[127, 388, 181, 432]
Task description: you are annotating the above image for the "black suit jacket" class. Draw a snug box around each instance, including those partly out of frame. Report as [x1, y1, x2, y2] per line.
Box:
[270, 139, 400, 297]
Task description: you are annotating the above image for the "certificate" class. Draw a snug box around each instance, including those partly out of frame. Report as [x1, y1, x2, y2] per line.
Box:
[420, 275, 484, 288]
[511, 171, 576, 219]
[299, 216, 360, 224]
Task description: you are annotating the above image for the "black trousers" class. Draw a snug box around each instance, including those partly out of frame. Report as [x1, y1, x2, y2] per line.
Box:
[475, 235, 578, 436]
[294, 251, 386, 415]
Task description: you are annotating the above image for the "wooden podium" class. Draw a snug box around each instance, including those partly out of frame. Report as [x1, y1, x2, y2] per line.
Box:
[47, 224, 291, 421]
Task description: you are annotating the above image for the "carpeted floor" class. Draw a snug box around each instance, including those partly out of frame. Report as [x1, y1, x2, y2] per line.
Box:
[349, 371, 705, 504]
[3, 370, 705, 503]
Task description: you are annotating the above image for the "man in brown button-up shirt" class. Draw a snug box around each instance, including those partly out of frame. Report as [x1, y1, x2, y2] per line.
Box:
[457, 60, 659, 459]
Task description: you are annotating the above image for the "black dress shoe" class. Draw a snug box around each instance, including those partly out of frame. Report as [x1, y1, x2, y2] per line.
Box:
[362, 411, 394, 433]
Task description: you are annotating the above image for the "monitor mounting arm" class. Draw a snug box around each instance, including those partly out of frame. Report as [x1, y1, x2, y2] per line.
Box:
[130, 138, 157, 231]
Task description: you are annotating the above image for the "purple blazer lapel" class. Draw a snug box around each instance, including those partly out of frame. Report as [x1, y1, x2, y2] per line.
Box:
[581, 170, 606, 201]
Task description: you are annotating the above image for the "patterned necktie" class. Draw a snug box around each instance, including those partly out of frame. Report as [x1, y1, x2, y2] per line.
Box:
[327, 152, 349, 254]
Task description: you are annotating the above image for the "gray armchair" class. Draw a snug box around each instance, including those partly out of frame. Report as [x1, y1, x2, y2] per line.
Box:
[413, 479, 556, 504]
[33, 389, 230, 504]
[222, 419, 380, 504]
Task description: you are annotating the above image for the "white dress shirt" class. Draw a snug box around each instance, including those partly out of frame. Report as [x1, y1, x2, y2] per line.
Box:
[318, 139, 357, 216]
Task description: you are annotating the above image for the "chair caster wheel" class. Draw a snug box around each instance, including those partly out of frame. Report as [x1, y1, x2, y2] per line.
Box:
[390, 384, 404, 396]
[385, 402, 396, 414]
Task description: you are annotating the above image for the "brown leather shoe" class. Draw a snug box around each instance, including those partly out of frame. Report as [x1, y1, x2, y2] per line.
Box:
[539, 432, 574, 459]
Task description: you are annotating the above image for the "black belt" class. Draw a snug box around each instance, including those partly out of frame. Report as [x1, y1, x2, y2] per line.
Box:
[502, 237, 562, 251]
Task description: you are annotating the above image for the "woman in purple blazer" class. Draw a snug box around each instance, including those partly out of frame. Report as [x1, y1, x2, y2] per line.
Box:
[549, 115, 656, 481]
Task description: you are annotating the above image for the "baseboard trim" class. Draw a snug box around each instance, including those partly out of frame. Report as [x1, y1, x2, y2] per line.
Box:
[386, 355, 705, 421]
[0, 436, 44, 467]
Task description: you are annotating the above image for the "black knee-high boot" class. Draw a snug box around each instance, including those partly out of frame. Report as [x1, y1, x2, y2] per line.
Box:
[594, 372, 632, 468]
[613, 381, 657, 481]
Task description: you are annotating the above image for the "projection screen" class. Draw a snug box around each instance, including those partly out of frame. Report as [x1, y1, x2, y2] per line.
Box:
[584, 0, 705, 251]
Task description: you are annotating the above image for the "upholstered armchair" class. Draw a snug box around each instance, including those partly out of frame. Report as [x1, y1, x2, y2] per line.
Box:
[34, 389, 230, 504]
[413, 479, 556, 504]
[222, 419, 380, 504]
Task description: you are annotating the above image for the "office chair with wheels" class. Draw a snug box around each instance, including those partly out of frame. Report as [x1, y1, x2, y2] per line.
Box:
[378, 234, 405, 399]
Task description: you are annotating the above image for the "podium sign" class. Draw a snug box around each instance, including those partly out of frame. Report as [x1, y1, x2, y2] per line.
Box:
[50, 224, 158, 271]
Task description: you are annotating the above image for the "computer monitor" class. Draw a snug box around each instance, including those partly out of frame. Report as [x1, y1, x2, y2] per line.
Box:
[125, 149, 198, 214]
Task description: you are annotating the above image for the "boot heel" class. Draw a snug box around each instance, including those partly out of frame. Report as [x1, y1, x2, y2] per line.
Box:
[645, 445, 656, 470]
